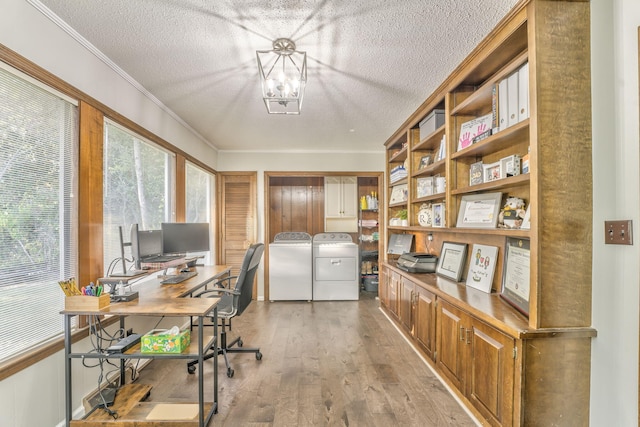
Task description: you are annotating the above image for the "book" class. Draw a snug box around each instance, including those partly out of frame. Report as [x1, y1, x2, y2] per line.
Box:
[518, 62, 529, 122]
[498, 77, 508, 131]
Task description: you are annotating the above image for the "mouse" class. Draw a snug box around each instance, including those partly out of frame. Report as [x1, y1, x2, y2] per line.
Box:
[180, 268, 191, 273]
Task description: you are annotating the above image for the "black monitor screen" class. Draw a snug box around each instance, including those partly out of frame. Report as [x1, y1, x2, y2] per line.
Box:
[161, 222, 210, 254]
[138, 229, 163, 258]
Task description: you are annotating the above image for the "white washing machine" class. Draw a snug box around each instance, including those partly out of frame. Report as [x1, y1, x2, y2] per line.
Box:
[312, 232, 359, 300]
[269, 232, 313, 301]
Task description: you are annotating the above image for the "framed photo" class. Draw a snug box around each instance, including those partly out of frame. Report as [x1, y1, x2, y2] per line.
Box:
[436, 241, 468, 282]
[483, 161, 502, 182]
[500, 237, 531, 316]
[389, 184, 408, 204]
[466, 244, 499, 293]
[418, 155, 432, 170]
[456, 192, 502, 228]
[500, 154, 521, 177]
[416, 177, 434, 198]
[432, 203, 445, 227]
[469, 161, 484, 186]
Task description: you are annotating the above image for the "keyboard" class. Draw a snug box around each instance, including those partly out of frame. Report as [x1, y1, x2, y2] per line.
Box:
[161, 271, 198, 284]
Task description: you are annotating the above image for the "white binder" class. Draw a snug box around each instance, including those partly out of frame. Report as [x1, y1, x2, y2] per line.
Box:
[498, 78, 508, 131]
[518, 62, 529, 122]
[507, 72, 519, 127]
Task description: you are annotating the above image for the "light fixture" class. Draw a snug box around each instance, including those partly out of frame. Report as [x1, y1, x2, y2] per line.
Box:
[256, 38, 307, 115]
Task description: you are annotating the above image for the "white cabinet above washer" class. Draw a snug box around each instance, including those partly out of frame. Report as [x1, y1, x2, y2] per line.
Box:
[325, 176, 357, 232]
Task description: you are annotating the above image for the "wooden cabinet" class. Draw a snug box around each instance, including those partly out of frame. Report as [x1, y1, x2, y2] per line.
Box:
[379, 1, 595, 425]
[325, 176, 357, 232]
[437, 299, 515, 426]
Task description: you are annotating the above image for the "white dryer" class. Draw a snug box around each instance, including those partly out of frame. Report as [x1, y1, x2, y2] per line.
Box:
[312, 232, 359, 300]
[269, 232, 312, 301]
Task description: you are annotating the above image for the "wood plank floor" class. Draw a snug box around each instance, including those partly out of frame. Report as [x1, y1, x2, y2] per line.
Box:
[134, 292, 478, 426]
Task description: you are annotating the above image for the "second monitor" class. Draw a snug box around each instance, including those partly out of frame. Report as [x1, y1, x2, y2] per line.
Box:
[161, 222, 210, 255]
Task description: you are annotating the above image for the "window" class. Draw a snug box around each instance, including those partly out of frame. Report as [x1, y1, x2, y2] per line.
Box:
[0, 65, 78, 362]
[185, 161, 215, 264]
[103, 121, 175, 275]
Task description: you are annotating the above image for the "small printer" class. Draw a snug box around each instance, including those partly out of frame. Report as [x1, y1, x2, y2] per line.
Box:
[396, 253, 438, 273]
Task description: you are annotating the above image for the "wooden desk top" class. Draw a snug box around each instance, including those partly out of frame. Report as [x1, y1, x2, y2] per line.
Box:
[61, 265, 230, 316]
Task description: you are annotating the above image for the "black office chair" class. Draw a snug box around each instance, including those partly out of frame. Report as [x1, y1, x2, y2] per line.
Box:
[187, 243, 264, 378]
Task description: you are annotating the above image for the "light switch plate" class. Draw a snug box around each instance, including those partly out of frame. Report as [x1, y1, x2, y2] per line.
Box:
[604, 220, 633, 245]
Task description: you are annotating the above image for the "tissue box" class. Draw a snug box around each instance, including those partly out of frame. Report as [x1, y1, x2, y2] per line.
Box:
[141, 329, 190, 353]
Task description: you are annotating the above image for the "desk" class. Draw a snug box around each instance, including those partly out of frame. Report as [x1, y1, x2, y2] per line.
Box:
[62, 265, 230, 427]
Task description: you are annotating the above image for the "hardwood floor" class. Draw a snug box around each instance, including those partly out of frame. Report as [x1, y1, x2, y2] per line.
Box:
[134, 292, 478, 426]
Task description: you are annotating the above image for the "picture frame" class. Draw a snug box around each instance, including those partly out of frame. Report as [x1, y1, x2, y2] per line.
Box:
[418, 155, 433, 170]
[483, 161, 502, 182]
[416, 177, 434, 198]
[432, 203, 445, 227]
[469, 161, 484, 186]
[500, 237, 531, 316]
[456, 192, 502, 228]
[436, 241, 468, 282]
[389, 184, 408, 204]
[500, 154, 521, 177]
[466, 244, 499, 293]
[520, 204, 531, 229]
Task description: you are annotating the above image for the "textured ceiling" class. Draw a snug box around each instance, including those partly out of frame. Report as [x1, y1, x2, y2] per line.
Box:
[36, 0, 519, 153]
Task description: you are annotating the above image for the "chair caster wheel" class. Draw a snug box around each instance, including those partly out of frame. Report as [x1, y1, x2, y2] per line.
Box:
[187, 365, 196, 374]
[238, 339, 243, 347]
[256, 352, 262, 360]
[227, 368, 234, 378]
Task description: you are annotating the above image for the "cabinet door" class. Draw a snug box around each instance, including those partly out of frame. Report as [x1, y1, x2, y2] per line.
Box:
[468, 320, 515, 427]
[436, 300, 467, 391]
[341, 176, 358, 217]
[399, 277, 414, 332]
[388, 270, 400, 317]
[379, 267, 389, 308]
[415, 286, 436, 360]
[324, 176, 343, 217]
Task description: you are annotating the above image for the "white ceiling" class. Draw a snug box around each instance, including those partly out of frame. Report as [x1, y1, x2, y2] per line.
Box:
[36, 0, 519, 153]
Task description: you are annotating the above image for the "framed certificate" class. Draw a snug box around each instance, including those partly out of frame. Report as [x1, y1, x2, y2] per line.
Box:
[456, 192, 502, 228]
[500, 237, 531, 316]
[436, 241, 467, 282]
[466, 244, 498, 293]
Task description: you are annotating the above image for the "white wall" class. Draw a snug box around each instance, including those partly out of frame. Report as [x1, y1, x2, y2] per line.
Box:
[590, 0, 640, 425]
[2, 0, 639, 425]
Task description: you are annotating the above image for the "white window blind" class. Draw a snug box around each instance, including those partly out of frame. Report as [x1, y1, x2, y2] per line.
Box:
[185, 161, 215, 264]
[103, 121, 175, 275]
[0, 65, 78, 362]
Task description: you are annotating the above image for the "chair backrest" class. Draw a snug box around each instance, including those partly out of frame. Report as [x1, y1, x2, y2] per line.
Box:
[232, 243, 264, 316]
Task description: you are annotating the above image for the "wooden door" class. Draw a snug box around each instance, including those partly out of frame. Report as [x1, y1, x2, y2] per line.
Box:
[436, 299, 467, 391]
[399, 277, 414, 332]
[218, 173, 257, 292]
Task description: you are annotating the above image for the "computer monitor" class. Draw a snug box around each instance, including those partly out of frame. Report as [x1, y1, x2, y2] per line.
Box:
[130, 224, 164, 269]
[161, 222, 210, 255]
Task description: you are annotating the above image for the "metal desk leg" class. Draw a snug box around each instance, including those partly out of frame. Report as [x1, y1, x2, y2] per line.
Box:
[64, 314, 72, 427]
[198, 314, 204, 427]
[213, 306, 218, 412]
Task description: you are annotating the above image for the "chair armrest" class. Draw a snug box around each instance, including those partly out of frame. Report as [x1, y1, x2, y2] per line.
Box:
[213, 276, 238, 288]
[194, 287, 240, 298]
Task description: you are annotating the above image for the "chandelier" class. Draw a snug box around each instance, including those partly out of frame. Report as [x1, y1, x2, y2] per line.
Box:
[256, 38, 307, 115]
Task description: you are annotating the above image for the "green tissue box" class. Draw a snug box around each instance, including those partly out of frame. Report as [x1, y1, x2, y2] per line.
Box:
[141, 329, 190, 353]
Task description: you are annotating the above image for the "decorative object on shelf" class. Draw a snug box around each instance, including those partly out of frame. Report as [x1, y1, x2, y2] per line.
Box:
[389, 184, 408, 204]
[457, 113, 493, 151]
[469, 161, 484, 186]
[498, 197, 526, 229]
[256, 38, 307, 115]
[456, 192, 502, 228]
[432, 203, 445, 227]
[466, 244, 499, 293]
[500, 154, 521, 177]
[500, 237, 531, 317]
[416, 177, 434, 198]
[418, 154, 433, 170]
[520, 204, 531, 230]
[435, 176, 446, 194]
[417, 203, 432, 227]
[483, 161, 502, 182]
[436, 241, 468, 282]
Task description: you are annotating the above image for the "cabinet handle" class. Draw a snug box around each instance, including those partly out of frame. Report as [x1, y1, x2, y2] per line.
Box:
[466, 329, 472, 345]
[459, 326, 465, 341]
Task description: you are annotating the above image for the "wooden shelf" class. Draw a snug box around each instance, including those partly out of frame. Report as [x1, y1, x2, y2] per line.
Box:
[451, 119, 529, 160]
[411, 159, 445, 177]
[451, 173, 530, 195]
[413, 124, 446, 151]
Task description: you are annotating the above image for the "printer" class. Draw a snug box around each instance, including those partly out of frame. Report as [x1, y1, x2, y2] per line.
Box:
[396, 253, 438, 273]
